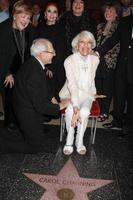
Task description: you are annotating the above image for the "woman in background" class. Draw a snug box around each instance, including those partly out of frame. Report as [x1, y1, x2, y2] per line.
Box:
[34, 1, 67, 98]
[59, 0, 97, 56]
[0, 0, 33, 130]
[96, 1, 121, 122]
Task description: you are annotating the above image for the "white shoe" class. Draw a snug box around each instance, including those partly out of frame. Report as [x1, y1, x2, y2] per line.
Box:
[77, 145, 86, 155]
[63, 145, 73, 155]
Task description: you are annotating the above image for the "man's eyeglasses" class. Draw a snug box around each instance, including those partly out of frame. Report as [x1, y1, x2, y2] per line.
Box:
[44, 50, 56, 55]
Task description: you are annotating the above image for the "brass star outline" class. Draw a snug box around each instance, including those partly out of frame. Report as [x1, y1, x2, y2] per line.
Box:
[23, 158, 114, 200]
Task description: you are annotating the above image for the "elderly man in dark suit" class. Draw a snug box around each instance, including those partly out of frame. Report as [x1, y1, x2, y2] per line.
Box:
[0, 38, 68, 153]
[98, 14, 133, 136]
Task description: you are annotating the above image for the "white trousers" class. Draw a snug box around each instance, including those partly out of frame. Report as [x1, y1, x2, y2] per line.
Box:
[65, 99, 93, 148]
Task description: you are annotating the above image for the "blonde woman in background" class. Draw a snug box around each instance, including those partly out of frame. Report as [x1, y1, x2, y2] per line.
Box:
[0, 0, 33, 131]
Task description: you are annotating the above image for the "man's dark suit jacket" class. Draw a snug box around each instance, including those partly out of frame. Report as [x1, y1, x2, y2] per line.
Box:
[98, 14, 133, 84]
[13, 56, 60, 149]
[0, 56, 60, 153]
[14, 56, 59, 116]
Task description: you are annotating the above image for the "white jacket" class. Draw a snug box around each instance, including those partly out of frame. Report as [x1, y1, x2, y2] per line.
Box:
[59, 52, 99, 108]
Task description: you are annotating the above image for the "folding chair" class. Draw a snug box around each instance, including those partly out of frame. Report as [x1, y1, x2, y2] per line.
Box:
[60, 100, 100, 145]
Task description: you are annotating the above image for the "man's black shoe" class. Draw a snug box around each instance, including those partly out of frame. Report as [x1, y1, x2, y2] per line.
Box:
[118, 132, 128, 139]
[102, 122, 122, 130]
[43, 116, 52, 123]
[118, 127, 129, 139]
[7, 123, 18, 132]
[118, 125, 133, 138]
[0, 112, 3, 117]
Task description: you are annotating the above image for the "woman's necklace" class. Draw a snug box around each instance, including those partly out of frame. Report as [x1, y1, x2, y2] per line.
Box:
[12, 28, 25, 64]
[79, 55, 89, 72]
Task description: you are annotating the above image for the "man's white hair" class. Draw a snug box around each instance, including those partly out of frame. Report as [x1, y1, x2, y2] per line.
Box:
[72, 30, 96, 53]
[30, 38, 50, 56]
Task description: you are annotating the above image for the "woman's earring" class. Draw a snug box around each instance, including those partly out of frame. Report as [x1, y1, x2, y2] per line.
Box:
[13, 17, 16, 20]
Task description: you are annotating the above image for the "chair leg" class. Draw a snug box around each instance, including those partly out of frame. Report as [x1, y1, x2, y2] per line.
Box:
[60, 115, 63, 142]
[62, 115, 66, 135]
[90, 117, 94, 145]
[60, 114, 65, 142]
[90, 117, 97, 145]
[92, 118, 97, 144]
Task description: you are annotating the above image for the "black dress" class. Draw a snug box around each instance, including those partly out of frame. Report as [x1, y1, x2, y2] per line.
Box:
[98, 15, 133, 128]
[34, 21, 67, 97]
[0, 18, 34, 126]
[59, 11, 97, 55]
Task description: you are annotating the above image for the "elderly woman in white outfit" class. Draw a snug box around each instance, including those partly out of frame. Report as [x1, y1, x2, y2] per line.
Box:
[59, 30, 100, 155]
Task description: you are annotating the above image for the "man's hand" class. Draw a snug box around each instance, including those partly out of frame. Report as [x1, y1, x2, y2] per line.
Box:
[51, 97, 58, 104]
[4, 74, 14, 88]
[59, 99, 70, 110]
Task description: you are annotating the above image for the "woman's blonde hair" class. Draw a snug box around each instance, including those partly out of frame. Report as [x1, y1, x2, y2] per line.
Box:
[13, 0, 33, 16]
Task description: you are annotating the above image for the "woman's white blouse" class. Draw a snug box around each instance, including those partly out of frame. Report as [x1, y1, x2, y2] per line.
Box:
[59, 52, 99, 107]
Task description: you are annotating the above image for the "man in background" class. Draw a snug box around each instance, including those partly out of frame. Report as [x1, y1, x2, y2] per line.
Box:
[120, 0, 133, 16]
[0, 0, 11, 23]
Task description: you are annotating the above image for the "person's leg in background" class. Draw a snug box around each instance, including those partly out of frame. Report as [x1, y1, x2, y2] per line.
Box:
[99, 69, 114, 120]
[125, 83, 133, 132]
[4, 85, 18, 131]
[95, 60, 111, 122]
[103, 68, 126, 129]
[0, 92, 4, 117]
[113, 70, 126, 127]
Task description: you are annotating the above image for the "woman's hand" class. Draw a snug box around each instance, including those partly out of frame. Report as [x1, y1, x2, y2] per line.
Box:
[71, 107, 81, 127]
[51, 97, 58, 104]
[73, 106, 79, 115]
[4, 74, 14, 88]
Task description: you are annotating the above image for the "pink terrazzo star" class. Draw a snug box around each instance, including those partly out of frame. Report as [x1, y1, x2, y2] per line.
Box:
[23, 158, 114, 200]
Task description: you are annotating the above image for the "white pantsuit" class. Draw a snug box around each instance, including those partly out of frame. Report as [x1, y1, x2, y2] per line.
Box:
[59, 52, 99, 149]
[65, 99, 92, 148]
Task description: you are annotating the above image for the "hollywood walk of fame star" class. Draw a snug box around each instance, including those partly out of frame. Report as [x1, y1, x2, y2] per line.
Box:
[23, 158, 114, 200]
